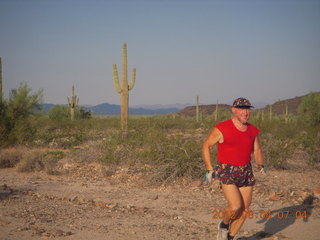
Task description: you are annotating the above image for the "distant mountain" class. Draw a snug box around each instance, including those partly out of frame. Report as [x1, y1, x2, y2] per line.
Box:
[261, 95, 305, 115]
[92, 103, 179, 115]
[42, 104, 55, 113]
[91, 103, 120, 115]
[42, 103, 180, 115]
[178, 93, 317, 117]
[179, 104, 231, 117]
[132, 103, 191, 110]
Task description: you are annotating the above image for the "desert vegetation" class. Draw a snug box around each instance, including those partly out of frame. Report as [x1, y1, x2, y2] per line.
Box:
[0, 85, 319, 185]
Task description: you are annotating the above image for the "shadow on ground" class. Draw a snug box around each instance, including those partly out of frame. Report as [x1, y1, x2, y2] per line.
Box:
[239, 195, 316, 240]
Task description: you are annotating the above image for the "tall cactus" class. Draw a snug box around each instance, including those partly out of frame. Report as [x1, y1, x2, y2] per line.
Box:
[0, 57, 3, 102]
[285, 103, 288, 124]
[196, 95, 199, 122]
[113, 43, 136, 134]
[269, 105, 273, 121]
[67, 85, 79, 121]
[215, 99, 219, 121]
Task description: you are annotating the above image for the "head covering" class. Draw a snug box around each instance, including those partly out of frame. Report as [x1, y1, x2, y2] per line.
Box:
[232, 97, 254, 108]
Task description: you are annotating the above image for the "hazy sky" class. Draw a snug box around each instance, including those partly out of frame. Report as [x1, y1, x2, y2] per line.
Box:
[1, 0, 319, 107]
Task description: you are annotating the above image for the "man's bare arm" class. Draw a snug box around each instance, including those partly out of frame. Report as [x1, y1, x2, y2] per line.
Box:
[202, 127, 222, 171]
[253, 136, 266, 174]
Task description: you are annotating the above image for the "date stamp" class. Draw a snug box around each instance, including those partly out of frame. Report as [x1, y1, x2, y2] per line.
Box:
[212, 209, 309, 220]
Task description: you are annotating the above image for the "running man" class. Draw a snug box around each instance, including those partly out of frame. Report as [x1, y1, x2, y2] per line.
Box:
[202, 97, 266, 240]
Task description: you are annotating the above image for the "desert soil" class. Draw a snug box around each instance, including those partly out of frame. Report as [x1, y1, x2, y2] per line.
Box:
[1, 160, 320, 240]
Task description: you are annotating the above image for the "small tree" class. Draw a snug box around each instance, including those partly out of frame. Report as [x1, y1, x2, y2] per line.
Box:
[4, 83, 43, 143]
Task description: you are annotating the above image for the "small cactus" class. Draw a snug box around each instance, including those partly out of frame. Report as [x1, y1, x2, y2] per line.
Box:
[67, 85, 79, 121]
[113, 43, 136, 135]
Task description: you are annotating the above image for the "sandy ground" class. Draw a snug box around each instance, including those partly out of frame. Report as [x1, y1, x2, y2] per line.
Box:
[1, 162, 319, 240]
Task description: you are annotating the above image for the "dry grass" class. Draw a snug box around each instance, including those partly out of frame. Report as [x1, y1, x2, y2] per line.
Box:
[0, 147, 25, 168]
[15, 149, 63, 174]
[16, 149, 45, 172]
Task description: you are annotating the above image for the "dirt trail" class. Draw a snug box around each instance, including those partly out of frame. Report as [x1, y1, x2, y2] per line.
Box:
[1, 164, 319, 240]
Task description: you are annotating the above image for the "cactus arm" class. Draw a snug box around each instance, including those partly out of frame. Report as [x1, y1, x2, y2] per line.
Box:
[67, 97, 71, 106]
[128, 68, 136, 90]
[113, 64, 122, 93]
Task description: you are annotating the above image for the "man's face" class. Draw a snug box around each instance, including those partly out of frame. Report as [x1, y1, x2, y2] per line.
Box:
[232, 107, 251, 124]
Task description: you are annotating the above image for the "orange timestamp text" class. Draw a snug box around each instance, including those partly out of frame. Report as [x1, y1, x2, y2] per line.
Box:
[212, 209, 309, 220]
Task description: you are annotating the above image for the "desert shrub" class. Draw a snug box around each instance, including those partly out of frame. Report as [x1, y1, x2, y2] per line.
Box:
[16, 149, 45, 172]
[147, 134, 204, 184]
[0, 83, 43, 145]
[297, 129, 320, 166]
[43, 150, 65, 174]
[48, 105, 69, 121]
[16, 149, 64, 174]
[0, 100, 10, 144]
[78, 107, 92, 119]
[102, 128, 146, 165]
[49, 105, 92, 121]
[298, 92, 320, 127]
[260, 133, 295, 169]
[101, 119, 205, 184]
[0, 148, 24, 168]
[8, 118, 38, 144]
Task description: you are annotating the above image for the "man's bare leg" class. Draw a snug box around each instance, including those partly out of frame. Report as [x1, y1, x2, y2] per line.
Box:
[221, 184, 244, 225]
[221, 184, 253, 238]
[229, 186, 253, 236]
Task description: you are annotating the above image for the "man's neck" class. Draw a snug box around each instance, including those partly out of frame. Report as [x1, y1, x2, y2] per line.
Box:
[232, 118, 248, 131]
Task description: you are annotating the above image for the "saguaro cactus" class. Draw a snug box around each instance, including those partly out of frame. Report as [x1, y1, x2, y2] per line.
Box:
[196, 95, 199, 122]
[67, 85, 79, 121]
[113, 43, 136, 134]
[0, 57, 3, 102]
[285, 103, 288, 124]
[215, 99, 219, 121]
[269, 105, 273, 121]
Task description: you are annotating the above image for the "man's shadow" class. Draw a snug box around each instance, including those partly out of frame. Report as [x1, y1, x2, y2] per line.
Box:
[239, 195, 315, 240]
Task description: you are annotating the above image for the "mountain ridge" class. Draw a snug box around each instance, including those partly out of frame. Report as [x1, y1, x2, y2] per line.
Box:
[42, 103, 180, 115]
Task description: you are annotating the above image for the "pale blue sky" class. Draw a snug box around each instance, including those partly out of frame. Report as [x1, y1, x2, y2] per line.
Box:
[0, 0, 319, 107]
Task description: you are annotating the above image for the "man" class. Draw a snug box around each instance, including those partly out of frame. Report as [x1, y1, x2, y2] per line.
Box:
[202, 97, 266, 240]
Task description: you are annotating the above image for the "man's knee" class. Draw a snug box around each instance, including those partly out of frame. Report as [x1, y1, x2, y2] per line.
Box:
[230, 205, 243, 214]
[229, 205, 246, 218]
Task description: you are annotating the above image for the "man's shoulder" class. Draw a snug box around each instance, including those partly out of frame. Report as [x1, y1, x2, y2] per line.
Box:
[215, 119, 232, 129]
[247, 122, 260, 133]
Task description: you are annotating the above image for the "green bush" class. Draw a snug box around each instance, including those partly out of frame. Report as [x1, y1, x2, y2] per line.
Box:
[0, 83, 43, 145]
[100, 118, 205, 184]
[48, 105, 69, 121]
[48, 105, 92, 121]
[298, 92, 320, 127]
[260, 133, 294, 169]
[297, 128, 320, 166]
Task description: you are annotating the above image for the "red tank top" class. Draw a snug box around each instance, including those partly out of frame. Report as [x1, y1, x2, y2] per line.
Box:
[215, 119, 260, 166]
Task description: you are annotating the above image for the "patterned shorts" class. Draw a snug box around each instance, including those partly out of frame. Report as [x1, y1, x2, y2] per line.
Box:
[215, 162, 255, 187]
